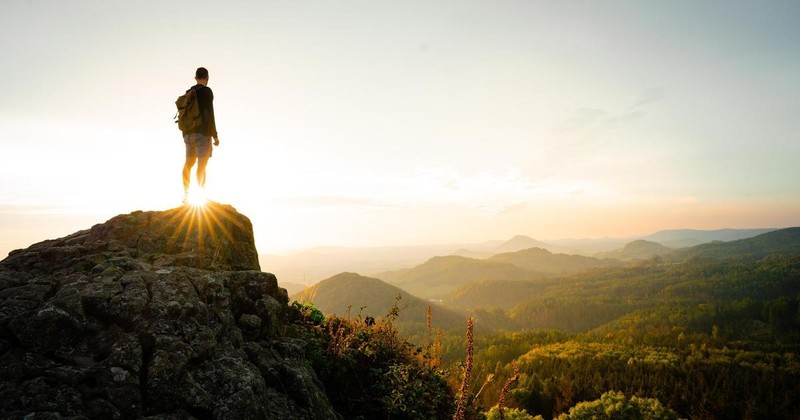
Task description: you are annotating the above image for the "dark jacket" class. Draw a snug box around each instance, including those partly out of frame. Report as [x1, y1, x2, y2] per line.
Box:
[187, 84, 218, 137]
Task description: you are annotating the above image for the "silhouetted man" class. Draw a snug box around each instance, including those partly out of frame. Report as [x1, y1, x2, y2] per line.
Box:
[182, 67, 219, 204]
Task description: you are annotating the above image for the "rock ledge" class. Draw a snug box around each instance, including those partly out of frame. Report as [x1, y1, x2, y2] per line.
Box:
[0, 203, 338, 419]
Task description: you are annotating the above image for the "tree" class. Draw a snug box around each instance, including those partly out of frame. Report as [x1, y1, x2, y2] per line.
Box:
[556, 391, 678, 420]
[484, 405, 543, 420]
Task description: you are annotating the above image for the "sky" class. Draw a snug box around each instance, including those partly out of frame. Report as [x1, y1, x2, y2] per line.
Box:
[1, 0, 799, 256]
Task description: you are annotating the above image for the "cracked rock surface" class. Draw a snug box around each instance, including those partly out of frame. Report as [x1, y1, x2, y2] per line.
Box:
[0, 203, 339, 419]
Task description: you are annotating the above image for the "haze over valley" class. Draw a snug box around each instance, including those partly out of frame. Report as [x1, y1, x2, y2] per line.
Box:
[266, 227, 778, 292]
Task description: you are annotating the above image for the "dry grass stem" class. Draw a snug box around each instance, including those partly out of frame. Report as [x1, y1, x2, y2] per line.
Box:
[497, 359, 520, 420]
[453, 317, 474, 420]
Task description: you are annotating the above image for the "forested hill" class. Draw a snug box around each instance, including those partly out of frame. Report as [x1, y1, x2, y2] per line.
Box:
[291, 272, 464, 327]
[673, 226, 800, 260]
[375, 255, 543, 299]
[455, 254, 800, 418]
[436, 227, 800, 335]
[642, 227, 778, 248]
[598, 239, 673, 260]
[491, 235, 552, 253]
[488, 247, 621, 274]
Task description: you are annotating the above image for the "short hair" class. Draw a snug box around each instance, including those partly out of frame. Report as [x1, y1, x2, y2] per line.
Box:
[195, 67, 209, 79]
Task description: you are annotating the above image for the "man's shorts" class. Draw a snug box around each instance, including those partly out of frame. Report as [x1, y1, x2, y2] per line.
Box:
[184, 133, 213, 158]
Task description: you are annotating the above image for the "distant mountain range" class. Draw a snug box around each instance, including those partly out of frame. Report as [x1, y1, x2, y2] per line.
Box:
[489, 247, 621, 274]
[262, 242, 502, 284]
[375, 256, 543, 299]
[641, 228, 777, 249]
[376, 246, 626, 300]
[490, 235, 552, 253]
[263, 228, 785, 285]
[453, 228, 800, 310]
[287, 227, 800, 335]
[452, 235, 552, 259]
[672, 227, 800, 260]
[598, 240, 673, 261]
[290, 272, 464, 327]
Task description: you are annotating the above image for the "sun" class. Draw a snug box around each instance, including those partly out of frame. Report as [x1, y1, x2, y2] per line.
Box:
[185, 188, 208, 207]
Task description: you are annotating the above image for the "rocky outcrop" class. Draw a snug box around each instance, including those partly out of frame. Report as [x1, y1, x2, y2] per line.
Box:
[0, 202, 339, 419]
[2, 203, 260, 275]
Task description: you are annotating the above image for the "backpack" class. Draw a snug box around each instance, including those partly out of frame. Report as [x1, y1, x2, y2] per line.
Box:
[174, 87, 202, 132]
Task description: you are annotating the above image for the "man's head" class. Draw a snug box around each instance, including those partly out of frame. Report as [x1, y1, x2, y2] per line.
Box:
[195, 67, 209, 85]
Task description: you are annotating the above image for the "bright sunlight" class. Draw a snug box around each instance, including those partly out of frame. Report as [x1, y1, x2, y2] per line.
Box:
[185, 187, 208, 207]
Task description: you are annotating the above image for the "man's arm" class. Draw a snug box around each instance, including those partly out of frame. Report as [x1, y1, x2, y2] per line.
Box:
[200, 86, 219, 144]
[208, 88, 218, 144]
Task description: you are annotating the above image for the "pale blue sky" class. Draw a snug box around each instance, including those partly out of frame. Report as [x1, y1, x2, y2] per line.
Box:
[1, 0, 798, 255]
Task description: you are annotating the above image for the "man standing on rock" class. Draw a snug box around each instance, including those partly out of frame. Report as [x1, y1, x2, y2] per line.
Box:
[182, 67, 220, 204]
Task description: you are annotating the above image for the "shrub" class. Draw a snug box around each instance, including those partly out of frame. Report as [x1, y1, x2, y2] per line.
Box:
[484, 405, 543, 420]
[291, 299, 455, 419]
[291, 301, 324, 325]
[556, 391, 678, 420]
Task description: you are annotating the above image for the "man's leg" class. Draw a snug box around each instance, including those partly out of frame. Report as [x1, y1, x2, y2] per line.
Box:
[183, 156, 197, 195]
[196, 157, 209, 189]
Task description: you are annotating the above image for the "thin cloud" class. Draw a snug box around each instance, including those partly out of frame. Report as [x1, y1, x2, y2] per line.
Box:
[559, 88, 663, 133]
[607, 110, 646, 126]
[558, 108, 608, 132]
[630, 87, 665, 109]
